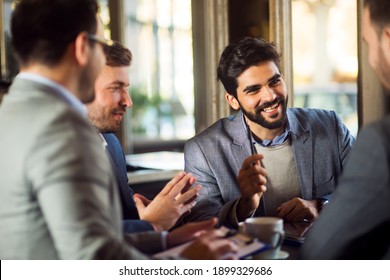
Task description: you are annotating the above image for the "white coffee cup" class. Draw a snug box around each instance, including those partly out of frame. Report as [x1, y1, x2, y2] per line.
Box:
[245, 217, 285, 259]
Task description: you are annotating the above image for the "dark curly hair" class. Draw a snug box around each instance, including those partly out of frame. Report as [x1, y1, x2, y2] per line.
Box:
[217, 37, 281, 98]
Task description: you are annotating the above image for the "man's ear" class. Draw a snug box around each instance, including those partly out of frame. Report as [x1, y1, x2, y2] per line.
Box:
[225, 92, 240, 110]
[382, 27, 390, 62]
[74, 32, 90, 66]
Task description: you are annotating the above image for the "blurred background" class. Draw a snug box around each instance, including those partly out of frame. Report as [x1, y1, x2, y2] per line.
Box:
[1, 0, 382, 155]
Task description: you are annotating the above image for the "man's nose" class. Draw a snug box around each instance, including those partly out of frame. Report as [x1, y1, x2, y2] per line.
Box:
[120, 90, 133, 108]
[260, 85, 277, 102]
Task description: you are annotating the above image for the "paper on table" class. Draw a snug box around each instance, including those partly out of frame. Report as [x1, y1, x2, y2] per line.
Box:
[153, 227, 270, 259]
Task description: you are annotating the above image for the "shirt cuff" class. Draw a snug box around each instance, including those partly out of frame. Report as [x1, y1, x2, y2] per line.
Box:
[161, 230, 169, 250]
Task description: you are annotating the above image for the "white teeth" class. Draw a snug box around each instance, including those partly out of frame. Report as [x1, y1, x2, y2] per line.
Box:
[263, 103, 279, 112]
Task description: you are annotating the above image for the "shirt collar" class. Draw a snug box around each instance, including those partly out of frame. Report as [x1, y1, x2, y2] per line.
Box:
[17, 72, 88, 117]
[242, 113, 291, 147]
[99, 133, 108, 150]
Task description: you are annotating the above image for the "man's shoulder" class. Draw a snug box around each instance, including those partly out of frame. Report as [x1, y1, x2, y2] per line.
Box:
[288, 107, 336, 119]
[187, 113, 240, 143]
[288, 107, 338, 127]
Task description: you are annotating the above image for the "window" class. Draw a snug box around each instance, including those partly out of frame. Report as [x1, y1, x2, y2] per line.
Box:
[292, 0, 358, 136]
[98, 0, 111, 39]
[0, 0, 18, 83]
[123, 0, 194, 152]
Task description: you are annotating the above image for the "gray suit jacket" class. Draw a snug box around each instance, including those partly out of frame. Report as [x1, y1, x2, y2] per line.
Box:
[302, 117, 390, 259]
[182, 109, 355, 227]
[0, 77, 164, 259]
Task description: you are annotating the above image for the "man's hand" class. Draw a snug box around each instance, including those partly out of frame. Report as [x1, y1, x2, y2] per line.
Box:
[167, 217, 218, 247]
[133, 172, 201, 231]
[168, 218, 238, 260]
[236, 154, 267, 221]
[276, 197, 319, 222]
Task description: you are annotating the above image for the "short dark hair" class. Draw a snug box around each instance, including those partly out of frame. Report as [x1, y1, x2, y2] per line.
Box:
[217, 37, 281, 98]
[364, 0, 390, 33]
[106, 41, 132, 67]
[11, 0, 99, 66]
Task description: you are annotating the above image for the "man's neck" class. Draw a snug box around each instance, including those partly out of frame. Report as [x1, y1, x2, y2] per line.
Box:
[20, 62, 80, 100]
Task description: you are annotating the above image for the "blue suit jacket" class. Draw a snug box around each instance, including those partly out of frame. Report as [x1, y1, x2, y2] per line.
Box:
[182, 108, 355, 228]
[103, 133, 154, 233]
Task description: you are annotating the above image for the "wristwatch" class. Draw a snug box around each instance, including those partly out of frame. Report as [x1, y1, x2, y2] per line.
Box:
[315, 198, 329, 212]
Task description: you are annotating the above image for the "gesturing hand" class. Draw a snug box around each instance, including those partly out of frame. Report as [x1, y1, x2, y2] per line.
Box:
[237, 154, 267, 221]
[133, 172, 201, 231]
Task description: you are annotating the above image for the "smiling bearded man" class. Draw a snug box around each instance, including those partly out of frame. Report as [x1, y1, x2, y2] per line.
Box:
[177, 37, 355, 230]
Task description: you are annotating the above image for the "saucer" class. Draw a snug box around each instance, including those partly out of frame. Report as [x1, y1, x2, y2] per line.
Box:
[251, 250, 289, 260]
[274, 250, 289, 260]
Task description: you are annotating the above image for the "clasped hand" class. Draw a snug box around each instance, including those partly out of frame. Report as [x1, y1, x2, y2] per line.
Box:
[276, 197, 319, 222]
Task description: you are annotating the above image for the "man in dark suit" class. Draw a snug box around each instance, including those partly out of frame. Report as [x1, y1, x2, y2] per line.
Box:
[87, 41, 201, 233]
[302, 0, 390, 259]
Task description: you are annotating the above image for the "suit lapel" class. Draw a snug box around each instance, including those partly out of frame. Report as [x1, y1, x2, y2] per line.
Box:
[103, 133, 139, 219]
[288, 110, 313, 199]
[228, 111, 253, 177]
[227, 111, 267, 214]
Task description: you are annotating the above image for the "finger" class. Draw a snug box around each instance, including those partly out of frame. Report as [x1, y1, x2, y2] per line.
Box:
[238, 165, 266, 183]
[133, 193, 151, 205]
[300, 210, 316, 222]
[249, 174, 267, 188]
[179, 200, 197, 215]
[182, 175, 197, 193]
[277, 203, 295, 219]
[290, 212, 310, 222]
[167, 173, 196, 198]
[175, 175, 197, 199]
[239, 165, 267, 180]
[159, 171, 186, 195]
[238, 169, 267, 189]
[239, 175, 267, 195]
[182, 192, 198, 205]
[241, 154, 264, 170]
[282, 206, 299, 222]
[176, 185, 201, 204]
[133, 196, 146, 212]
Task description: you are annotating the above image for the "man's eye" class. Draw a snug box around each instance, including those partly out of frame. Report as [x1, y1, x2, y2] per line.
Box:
[246, 87, 260, 95]
[108, 87, 120, 92]
[269, 78, 281, 87]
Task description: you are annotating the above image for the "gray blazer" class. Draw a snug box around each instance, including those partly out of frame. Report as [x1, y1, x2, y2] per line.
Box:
[182, 109, 355, 227]
[0, 78, 164, 259]
[302, 117, 390, 259]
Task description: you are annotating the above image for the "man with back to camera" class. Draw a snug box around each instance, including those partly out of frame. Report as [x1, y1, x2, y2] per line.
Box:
[179, 37, 355, 229]
[0, 0, 238, 260]
[87, 41, 201, 233]
[302, 0, 390, 259]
